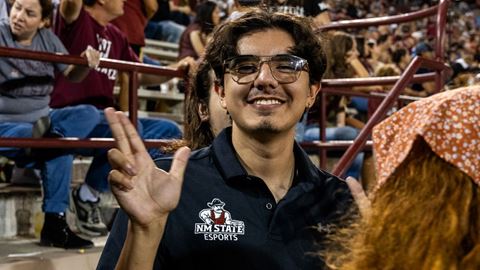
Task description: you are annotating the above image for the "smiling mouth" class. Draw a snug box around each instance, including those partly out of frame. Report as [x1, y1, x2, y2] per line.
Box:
[252, 99, 282, 105]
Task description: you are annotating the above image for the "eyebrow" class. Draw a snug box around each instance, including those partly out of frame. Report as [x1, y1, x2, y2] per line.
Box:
[14, 2, 38, 15]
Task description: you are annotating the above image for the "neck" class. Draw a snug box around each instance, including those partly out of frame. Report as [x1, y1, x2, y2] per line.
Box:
[232, 126, 296, 202]
[15, 37, 33, 46]
[12, 31, 34, 46]
[85, 5, 113, 26]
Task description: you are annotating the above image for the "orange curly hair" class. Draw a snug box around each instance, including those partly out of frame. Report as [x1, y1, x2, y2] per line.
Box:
[323, 139, 480, 270]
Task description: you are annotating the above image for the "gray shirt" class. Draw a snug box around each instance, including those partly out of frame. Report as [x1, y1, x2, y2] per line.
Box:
[0, 19, 68, 123]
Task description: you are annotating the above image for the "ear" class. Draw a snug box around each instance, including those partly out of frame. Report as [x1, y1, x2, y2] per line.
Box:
[306, 82, 321, 108]
[215, 81, 228, 109]
[197, 102, 210, 122]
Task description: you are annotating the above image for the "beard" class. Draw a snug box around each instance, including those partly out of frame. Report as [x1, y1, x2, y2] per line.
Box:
[250, 119, 282, 135]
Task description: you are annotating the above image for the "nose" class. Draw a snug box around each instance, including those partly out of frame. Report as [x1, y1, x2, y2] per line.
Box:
[14, 9, 26, 21]
[253, 61, 278, 90]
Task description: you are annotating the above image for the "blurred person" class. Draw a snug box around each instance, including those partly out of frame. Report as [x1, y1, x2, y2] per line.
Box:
[267, 0, 331, 25]
[0, 0, 8, 19]
[227, 0, 261, 21]
[391, 47, 411, 71]
[169, 0, 194, 26]
[410, 41, 436, 96]
[323, 86, 480, 270]
[183, 60, 231, 149]
[98, 11, 355, 270]
[52, 0, 193, 236]
[178, 1, 221, 60]
[144, 0, 186, 43]
[301, 32, 373, 180]
[111, 0, 158, 55]
[0, 0, 101, 248]
[313, 1, 332, 26]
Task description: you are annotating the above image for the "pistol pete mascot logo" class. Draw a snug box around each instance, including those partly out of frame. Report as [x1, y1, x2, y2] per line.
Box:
[194, 198, 245, 241]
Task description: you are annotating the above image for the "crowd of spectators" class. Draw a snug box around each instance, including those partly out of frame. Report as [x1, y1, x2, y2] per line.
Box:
[0, 0, 479, 250]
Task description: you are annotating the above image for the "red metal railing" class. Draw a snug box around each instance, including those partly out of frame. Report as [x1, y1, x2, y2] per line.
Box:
[0, 0, 451, 178]
[0, 46, 185, 149]
[311, 0, 451, 177]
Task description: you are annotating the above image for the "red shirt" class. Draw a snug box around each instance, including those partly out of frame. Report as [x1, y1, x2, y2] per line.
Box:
[111, 0, 147, 47]
[51, 8, 139, 109]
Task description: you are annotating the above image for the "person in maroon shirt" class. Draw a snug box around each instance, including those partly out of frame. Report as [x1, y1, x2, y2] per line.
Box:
[111, 0, 158, 55]
[51, 0, 194, 237]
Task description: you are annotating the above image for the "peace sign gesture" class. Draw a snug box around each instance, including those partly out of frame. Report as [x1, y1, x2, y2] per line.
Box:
[104, 108, 190, 227]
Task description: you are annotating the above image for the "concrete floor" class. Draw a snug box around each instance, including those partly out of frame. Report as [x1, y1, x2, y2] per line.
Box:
[0, 236, 106, 270]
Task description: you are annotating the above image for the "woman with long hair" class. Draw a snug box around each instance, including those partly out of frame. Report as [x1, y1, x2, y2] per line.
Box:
[178, 1, 221, 59]
[324, 86, 480, 269]
[183, 60, 230, 149]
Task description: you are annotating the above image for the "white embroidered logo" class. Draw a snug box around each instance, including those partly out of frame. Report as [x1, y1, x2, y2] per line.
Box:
[194, 198, 245, 241]
[95, 34, 117, 80]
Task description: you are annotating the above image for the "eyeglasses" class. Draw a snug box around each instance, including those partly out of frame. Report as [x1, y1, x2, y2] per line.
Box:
[224, 54, 309, 84]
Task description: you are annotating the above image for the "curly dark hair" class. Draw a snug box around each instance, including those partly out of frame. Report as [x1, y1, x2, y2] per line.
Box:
[204, 11, 327, 86]
[183, 60, 216, 150]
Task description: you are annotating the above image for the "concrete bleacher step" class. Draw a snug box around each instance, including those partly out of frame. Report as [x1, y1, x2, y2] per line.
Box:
[0, 157, 117, 269]
[143, 39, 179, 63]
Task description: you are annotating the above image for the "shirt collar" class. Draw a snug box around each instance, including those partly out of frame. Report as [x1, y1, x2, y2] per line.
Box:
[212, 127, 320, 185]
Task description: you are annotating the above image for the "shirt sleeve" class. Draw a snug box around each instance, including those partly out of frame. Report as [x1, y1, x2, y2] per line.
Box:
[41, 28, 70, 73]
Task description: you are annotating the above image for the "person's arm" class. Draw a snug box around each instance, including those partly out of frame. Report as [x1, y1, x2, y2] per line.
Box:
[62, 45, 100, 82]
[59, 0, 83, 24]
[143, 0, 158, 20]
[347, 51, 383, 93]
[104, 108, 190, 270]
[137, 56, 195, 86]
[345, 116, 365, 129]
[169, 0, 191, 15]
[189, 30, 206, 57]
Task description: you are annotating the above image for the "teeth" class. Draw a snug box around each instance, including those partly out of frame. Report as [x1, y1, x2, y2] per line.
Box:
[254, 99, 281, 105]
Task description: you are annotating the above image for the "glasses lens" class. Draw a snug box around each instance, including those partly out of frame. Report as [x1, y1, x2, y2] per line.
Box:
[228, 56, 260, 84]
[270, 55, 305, 83]
[226, 55, 307, 84]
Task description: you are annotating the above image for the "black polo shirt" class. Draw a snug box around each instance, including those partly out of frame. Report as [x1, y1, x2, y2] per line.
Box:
[97, 127, 353, 270]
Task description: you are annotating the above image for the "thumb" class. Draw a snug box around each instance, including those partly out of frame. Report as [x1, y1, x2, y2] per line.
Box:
[169, 146, 191, 182]
[346, 176, 371, 217]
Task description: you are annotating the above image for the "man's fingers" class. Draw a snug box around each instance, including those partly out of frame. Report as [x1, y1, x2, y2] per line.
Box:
[169, 146, 191, 182]
[117, 111, 149, 154]
[104, 108, 133, 158]
[85, 45, 100, 68]
[108, 169, 134, 191]
[108, 148, 137, 176]
[346, 176, 371, 217]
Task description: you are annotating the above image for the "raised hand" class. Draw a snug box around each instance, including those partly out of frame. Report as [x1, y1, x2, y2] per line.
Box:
[104, 108, 190, 227]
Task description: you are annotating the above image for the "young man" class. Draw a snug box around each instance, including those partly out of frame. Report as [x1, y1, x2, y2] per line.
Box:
[50, 0, 193, 236]
[98, 11, 355, 270]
